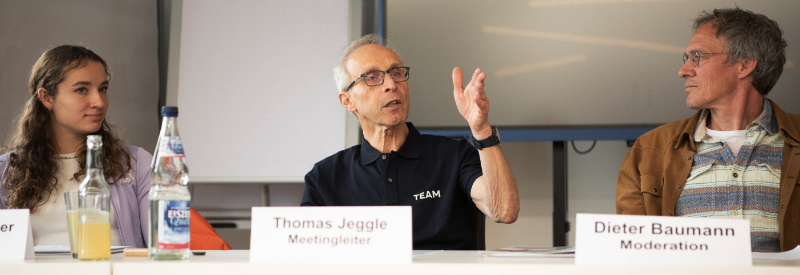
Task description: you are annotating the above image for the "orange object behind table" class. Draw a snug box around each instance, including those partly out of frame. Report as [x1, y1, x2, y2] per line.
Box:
[190, 207, 232, 250]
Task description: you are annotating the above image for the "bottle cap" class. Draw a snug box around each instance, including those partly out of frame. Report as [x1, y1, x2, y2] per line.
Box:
[161, 106, 179, 117]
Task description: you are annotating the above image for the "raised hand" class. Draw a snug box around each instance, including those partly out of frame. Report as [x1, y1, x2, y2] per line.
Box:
[452, 67, 491, 139]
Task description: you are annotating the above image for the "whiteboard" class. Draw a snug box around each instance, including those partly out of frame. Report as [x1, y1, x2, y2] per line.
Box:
[178, 0, 349, 183]
[389, 0, 800, 128]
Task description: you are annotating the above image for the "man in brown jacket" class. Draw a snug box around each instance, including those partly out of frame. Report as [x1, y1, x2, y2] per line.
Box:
[616, 8, 800, 252]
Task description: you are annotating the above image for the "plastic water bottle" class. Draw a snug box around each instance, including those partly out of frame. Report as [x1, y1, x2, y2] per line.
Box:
[78, 135, 111, 261]
[149, 106, 191, 260]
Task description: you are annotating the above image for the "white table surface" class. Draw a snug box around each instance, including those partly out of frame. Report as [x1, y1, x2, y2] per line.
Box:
[3, 253, 112, 275]
[3, 250, 799, 275]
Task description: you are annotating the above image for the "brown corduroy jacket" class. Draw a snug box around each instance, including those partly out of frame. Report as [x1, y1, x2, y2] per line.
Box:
[616, 100, 800, 252]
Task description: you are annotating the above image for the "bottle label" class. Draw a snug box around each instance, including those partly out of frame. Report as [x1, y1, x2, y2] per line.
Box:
[158, 137, 185, 158]
[157, 200, 191, 249]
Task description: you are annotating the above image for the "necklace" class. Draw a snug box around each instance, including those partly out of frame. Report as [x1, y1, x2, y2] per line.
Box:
[56, 155, 76, 160]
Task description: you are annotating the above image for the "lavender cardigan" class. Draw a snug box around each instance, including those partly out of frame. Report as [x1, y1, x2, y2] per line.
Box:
[0, 145, 151, 248]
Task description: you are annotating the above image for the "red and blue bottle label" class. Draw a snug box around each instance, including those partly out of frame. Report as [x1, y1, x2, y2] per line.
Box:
[157, 200, 191, 249]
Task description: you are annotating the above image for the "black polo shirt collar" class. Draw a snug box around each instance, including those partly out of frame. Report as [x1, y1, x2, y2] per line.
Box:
[360, 122, 422, 165]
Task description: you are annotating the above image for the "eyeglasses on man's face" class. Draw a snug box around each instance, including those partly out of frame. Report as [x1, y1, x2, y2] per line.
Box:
[345, 67, 410, 92]
[682, 51, 726, 67]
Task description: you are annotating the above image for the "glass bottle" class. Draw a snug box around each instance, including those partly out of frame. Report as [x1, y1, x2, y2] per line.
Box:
[78, 135, 111, 261]
[149, 106, 191, 260]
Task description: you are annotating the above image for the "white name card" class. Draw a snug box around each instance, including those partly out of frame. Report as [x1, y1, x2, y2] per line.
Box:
[0, 209, 35, 261]
[250, 206, 412, 264]
[576, 213, 751, 266]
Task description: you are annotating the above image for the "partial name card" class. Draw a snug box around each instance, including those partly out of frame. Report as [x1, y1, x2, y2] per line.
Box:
[250, 206, 412, 264]
[0, 209, 35, 261]
[576, 213, 751, 266]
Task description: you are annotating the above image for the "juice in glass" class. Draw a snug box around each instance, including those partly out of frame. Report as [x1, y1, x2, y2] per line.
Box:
[66, 210, 79, 258]
[78, 209, 110, 261]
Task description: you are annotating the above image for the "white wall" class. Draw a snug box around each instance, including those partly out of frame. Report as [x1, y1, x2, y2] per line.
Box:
[177, 0, 349, 184]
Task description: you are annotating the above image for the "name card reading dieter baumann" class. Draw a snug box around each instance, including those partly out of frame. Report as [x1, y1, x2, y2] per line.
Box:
[575, 213, 751, 266]
[250, 206, 412, 264]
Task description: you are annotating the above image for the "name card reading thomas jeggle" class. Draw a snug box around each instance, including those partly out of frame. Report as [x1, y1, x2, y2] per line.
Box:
[575, 213, 751, 266]
[0, 209, 35, 261]
[250, 206, 412, 264]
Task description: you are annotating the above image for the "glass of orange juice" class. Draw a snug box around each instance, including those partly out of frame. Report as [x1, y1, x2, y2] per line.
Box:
[78, 194, 111, 261]
[63, 191, 80, 259]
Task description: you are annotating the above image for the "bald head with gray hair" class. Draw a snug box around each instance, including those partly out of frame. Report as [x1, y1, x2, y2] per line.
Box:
[333, 34, 403, 93]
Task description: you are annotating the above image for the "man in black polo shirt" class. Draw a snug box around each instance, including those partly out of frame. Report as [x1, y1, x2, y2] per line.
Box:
[301, 34, 519, 250]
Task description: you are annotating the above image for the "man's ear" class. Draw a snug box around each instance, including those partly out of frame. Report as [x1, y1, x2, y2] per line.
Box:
[737, 58, 757, 79]
[38, 88, 54, 110]
[339, 92, 357, 112]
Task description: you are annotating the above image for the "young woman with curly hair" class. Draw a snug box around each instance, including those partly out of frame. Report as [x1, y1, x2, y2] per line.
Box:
[0, 45, 152, 247]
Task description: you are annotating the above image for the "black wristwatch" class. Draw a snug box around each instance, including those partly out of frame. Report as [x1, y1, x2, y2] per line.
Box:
[472, 126, 500, 150]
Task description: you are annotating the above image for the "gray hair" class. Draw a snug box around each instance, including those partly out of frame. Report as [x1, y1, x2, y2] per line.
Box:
[333, 34, 402, 93]
[694, 7, 786, 95]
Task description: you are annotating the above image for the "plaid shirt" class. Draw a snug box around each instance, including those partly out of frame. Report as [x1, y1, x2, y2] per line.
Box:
[675, 100, 783, 252]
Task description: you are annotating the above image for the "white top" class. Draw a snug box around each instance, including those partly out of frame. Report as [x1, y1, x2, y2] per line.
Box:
[706, 128, 747, 156]
[30, 153, 121, 246]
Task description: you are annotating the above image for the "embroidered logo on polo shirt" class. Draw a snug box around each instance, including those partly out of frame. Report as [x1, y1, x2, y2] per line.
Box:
[116, 170, 134, 184]
[413, 190, 441, 200]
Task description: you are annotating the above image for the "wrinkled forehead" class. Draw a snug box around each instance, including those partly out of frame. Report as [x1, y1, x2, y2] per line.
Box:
[686, 23, 726, 53]
[345, 44, 403, 78]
